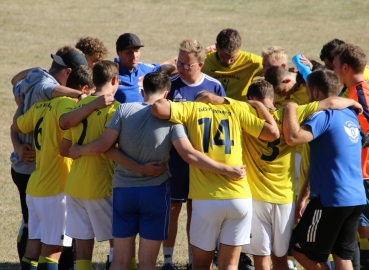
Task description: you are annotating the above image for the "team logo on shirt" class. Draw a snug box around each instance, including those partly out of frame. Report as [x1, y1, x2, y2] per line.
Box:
[344, 121, 360, 143]
[173, 93, 186, 102]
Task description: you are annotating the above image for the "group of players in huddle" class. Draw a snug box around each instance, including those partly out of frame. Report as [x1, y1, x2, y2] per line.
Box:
[8, 28, 369, 270]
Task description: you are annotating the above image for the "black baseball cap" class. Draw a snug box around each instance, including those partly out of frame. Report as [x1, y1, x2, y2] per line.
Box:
[116, 33, 144, 52]
[50, 51, 88, 70]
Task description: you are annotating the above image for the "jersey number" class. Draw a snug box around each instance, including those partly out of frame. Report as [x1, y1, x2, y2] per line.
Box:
[198, 118, 234, 154]
[34, 117, 44, 150]
[260, 138, 281, 161]
[77, 119, 88, 145]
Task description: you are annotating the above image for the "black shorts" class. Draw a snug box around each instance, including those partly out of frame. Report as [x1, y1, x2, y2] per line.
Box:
[292, 197, 364, 262]
[168, 149, 189, 203]
[11, 168, 31, 224]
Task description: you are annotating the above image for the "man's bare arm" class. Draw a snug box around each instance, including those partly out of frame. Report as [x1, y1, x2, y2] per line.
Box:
[69, 127, 119, 159]
[160, 57, 178, 75]
[248, 100, 280, 142]
[283, 102, 314, 146]
[51, 85, 86, 99]
[151, 99, 171, 120]
[295, 167, 310, 219]
[11, 68, 36, 86]
[317, 96, 363, 114]
[195, 93, 230, 105]
[10, 126, 36, 163]
[59, 94, 115, 129]
[104, 147, 166, 176]
[173, 137, 246, 180]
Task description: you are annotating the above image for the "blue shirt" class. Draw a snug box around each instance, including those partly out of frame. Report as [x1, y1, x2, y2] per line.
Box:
[167, 73, 225, 101]
[114, 58, 161, 103]
[304, 108, 365, 207]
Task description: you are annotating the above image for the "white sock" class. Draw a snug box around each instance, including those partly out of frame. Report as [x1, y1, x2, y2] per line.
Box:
[163, 247, 174, 264]
[188, 244, 193, 264]
[287, 259, 296, 269]
[109, 247, 114, 262]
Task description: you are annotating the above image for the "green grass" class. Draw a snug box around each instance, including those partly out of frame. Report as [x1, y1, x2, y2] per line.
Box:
[1, 0, 368, 268]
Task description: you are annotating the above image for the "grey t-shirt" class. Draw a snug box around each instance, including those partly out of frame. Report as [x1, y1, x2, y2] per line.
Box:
[11, 68, 58, 174]
[107, 102, 187, 188]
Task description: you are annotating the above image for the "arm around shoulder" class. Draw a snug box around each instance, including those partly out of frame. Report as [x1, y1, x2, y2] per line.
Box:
[151, 99, 171, 120]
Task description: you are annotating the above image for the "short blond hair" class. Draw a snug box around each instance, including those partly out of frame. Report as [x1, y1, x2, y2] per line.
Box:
[262, 46, 288, 64]
[179, 39, 205, 63]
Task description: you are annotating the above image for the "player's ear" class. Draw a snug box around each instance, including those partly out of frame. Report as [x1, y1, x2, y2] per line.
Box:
[281, 63, 286, 68]
[282, 78, 291, 84]
[65, 67, 72, 77]
[163, 90, 169, 99]
[141, 89, 145, 98]
[80, 85, 89, 93]
[198, 62, 204, 69]
[112, 75, 118, 85]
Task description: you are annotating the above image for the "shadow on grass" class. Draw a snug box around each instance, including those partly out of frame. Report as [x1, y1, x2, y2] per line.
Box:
[0, 262, 190, 270]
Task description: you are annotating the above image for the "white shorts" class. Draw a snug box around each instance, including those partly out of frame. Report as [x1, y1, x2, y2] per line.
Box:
[295, 153, 301, 193]
[27, 193, 72, 246]
[66, 195, 113, 242]
[242, 200, 294, 257]
[190, 198, 252, 251]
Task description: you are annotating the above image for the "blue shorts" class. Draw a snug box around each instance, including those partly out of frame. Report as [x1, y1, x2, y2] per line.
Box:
[168, 149, 189, 202]
[112, 181, 170, 240]
[359, 180, 369, 227]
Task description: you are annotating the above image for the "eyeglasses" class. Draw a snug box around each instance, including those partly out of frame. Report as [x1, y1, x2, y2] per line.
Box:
[176, 60, 198, 70]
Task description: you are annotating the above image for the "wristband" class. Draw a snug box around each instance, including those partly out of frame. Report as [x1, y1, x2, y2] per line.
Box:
[78, 92, 86, 99]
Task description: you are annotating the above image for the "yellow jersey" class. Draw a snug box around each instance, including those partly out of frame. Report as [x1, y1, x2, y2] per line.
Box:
[242, 102, 318, 204]
[169, 98, 265, 200]
[64, 96, 120, 199]
[17, 97, 75, 197]
[202, 51, 263, 101]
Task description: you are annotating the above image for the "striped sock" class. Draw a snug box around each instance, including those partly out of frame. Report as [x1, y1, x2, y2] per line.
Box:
[37, 256, 58, 270]
[20, 257, 38, 270]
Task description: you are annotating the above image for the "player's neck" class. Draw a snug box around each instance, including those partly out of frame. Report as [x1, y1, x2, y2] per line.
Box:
[182, 72, 203, 85]
[93, 85, 114, 96]
[345, 73, 366, 88]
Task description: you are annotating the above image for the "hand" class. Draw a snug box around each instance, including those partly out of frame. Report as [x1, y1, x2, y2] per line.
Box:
[226, 165, 246, 180]
[205, 45, 216, 53]
[92, 94, 115, 109]
[295, 197, 307, 221]
[300, 55, 313, 70]
[140, 161, 166, 176]
[69, 144, 81, 160]
[15, 144, 36, 163]
[352, 101, 363, 115]
[195, 94, 211, 104]
[247, 99, 263, 108]
[15, 94, 25, 106]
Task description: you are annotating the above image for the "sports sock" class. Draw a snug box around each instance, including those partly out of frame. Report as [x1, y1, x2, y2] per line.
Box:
[21, 257, 38, 270]
[76, 260, 92, 270]
[359, 237, 369, 269]
[37, 255, 58, 270]
[188, 243, 193, 264]
[109, 247, 114, 262]
[128, 258, 137, 270]
[287, 259, 295, 269]
[163, 247, 174, 264]
[18, 226, 29, 263]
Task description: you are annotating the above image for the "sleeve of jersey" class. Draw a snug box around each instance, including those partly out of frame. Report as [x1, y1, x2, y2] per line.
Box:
[64, 129, 72, 141]
[106, 106, 123, 132]
[295, 101, 319, 124]
[238, 106, 266, 138]
[142, 63, 161, 72]
[169, 100, 192, 125]
[16, 105, 36, 134]
[171, 124, 188, 141]
[56, 98, 77, 120]
[302, 111, 329, 139]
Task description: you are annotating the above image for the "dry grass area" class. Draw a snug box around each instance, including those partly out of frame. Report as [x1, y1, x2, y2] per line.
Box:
[1, 0, 369, 269]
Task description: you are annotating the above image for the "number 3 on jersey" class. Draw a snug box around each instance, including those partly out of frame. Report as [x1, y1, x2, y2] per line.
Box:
[198, 118, 234, 154]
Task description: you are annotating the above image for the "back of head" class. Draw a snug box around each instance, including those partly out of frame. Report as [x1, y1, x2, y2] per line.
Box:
[264, 66, 289, 87]
[332, 43, 367, 74]
[55, 46, 82, 56]
[262, 46, 287, 64]
[216, 28, 242, 54]
[307, 69, 341, 97]
[319, 38, 345, 62]
[66, 65, 94, 91]
[76, 36, 108, 58]
[143, 72, 171, 96]
[93, 60, 119, 87]
[179, 39, 205, 63]
[246, 80, 274, 100]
